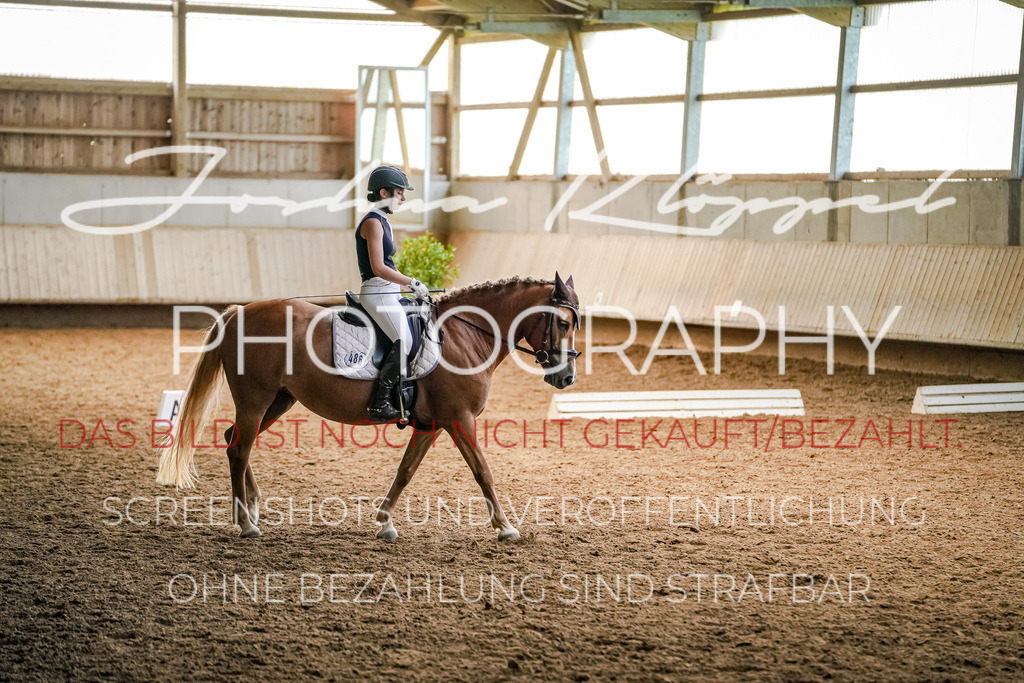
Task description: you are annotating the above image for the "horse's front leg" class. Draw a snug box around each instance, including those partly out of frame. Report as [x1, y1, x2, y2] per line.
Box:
[375, 427, 435, 541]
[447, 416, 520, 541]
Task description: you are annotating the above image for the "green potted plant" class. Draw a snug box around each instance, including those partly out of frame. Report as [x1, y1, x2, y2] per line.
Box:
[393, 232, 459, 292]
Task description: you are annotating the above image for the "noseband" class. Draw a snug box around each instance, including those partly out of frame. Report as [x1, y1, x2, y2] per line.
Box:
[529, 293, 580, 371]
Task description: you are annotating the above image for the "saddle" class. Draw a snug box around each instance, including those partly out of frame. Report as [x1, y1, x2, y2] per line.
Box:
[331, 292, 442, 381]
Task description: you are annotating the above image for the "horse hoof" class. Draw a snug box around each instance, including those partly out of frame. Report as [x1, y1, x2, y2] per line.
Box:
[240, 527, 261, 539]
[376, 526, 398, 542]
[498, 528, 521, 542]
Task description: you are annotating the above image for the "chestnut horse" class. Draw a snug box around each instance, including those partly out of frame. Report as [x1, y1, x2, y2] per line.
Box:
[157, 274, 580, 541]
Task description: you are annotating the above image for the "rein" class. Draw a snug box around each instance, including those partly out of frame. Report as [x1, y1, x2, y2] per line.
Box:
[428, 296, 580, 366]
[439, 305, 538, 357]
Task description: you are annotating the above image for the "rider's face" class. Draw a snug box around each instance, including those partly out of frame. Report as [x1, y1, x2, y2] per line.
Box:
[384, 188, 406, 210]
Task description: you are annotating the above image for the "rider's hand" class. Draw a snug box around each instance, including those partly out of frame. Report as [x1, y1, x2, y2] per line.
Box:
[409, 279, 430, 299]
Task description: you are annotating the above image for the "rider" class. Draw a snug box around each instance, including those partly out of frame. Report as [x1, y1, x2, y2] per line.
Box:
[356, 165, 430, 422]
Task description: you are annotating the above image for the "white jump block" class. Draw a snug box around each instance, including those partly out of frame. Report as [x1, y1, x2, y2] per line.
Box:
[911, 382, 1024, 415]
[547, 390, 805, 420]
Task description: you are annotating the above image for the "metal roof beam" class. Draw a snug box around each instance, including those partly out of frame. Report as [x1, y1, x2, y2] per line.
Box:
[829, 7, 863, 181]
[0, 0, 434, 22]
[186, 3, 412, 21]
[733, 0, 855, 7]
[1011, 13, 1024, 178]
[681, 22, 709, 176]
[448, 33, 461, 177]
[171, 0, 187, 177]
[472, 20, 567, 33]
[0, 0, 168, 10]
[723, 0, 871, 26]
[598, 9, 702, 23]
[553, 48, 576, 180]
[463, 19, 571, 47]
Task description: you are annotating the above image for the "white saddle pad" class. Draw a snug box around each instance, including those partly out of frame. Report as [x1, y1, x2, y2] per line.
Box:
[331, 311, 442, 381]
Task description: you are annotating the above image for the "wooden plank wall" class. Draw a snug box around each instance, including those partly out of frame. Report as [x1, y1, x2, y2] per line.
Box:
[0, 225, 362, 303]
[448, 231, 1024, 351]
[0, 86, 172, 173]
[187, 92, 354, 177]
[0, 76, 450, 178]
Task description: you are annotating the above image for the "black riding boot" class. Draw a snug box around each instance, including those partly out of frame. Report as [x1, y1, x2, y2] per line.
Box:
[367, 343, 403, 423]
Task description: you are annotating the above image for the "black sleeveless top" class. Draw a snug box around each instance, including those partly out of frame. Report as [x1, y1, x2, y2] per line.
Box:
[355, 210, 397, 281]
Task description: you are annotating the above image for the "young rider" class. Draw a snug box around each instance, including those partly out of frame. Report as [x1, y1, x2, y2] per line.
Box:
[356, 165, 430, 422]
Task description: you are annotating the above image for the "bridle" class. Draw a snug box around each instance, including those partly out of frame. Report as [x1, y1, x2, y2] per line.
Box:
[528, 292, 581, 371]
[430, 290, 581, 371]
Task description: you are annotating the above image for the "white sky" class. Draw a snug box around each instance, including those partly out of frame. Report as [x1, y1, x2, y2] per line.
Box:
[0, 0, 1021, 175]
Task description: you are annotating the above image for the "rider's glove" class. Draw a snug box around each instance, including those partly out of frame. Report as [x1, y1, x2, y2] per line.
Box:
[409, 279, 430, 299]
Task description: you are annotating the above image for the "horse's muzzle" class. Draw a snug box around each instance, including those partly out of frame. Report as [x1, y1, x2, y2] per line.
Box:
[544, 369, 576, 389]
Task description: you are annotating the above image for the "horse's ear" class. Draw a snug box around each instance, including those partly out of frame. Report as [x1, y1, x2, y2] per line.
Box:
[553, 271, 567, 296]
[566, 275, 574, 289]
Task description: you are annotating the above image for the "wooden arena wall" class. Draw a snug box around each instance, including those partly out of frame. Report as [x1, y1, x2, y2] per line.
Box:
[0, 223, 362, 303]
[0, 75, 451, 304]
[1, 73, 1021, 365]
[0, 170, 458, 303]
[2, 175, 1021, 351]
[447, 178, 1021, 247]
[0, 76, 450, 178]
[448, 231, 1024, 352]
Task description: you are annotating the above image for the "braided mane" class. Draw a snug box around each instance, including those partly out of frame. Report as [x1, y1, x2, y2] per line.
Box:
[438, 277, 553, 306]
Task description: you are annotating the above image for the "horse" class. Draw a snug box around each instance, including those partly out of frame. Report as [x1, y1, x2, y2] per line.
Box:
[156, 273, 580, 542]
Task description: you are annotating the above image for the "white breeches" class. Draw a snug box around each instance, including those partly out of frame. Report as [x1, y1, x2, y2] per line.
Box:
[358, 277, 412, 356]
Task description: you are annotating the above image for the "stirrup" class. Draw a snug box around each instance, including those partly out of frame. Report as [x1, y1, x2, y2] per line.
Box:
[367, 403, 400, 422]
[395, 378, 408, 427]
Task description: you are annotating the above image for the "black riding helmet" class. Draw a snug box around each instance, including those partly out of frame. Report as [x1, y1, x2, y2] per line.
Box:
[367, 165, 414, 201]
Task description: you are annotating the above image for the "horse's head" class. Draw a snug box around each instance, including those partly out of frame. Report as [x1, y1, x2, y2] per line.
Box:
[524, 272, 580, 390]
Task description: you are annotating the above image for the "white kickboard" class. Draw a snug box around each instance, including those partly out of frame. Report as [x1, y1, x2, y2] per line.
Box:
[548, 389, 805, 420]
[911, 382, 1024, 415]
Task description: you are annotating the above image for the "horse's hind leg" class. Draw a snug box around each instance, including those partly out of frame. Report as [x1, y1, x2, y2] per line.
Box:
[225, 391, 281, 538]
[226, 389, 296, 527]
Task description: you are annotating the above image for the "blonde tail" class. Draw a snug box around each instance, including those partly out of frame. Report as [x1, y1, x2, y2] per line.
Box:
[156, 305, 238, 489]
